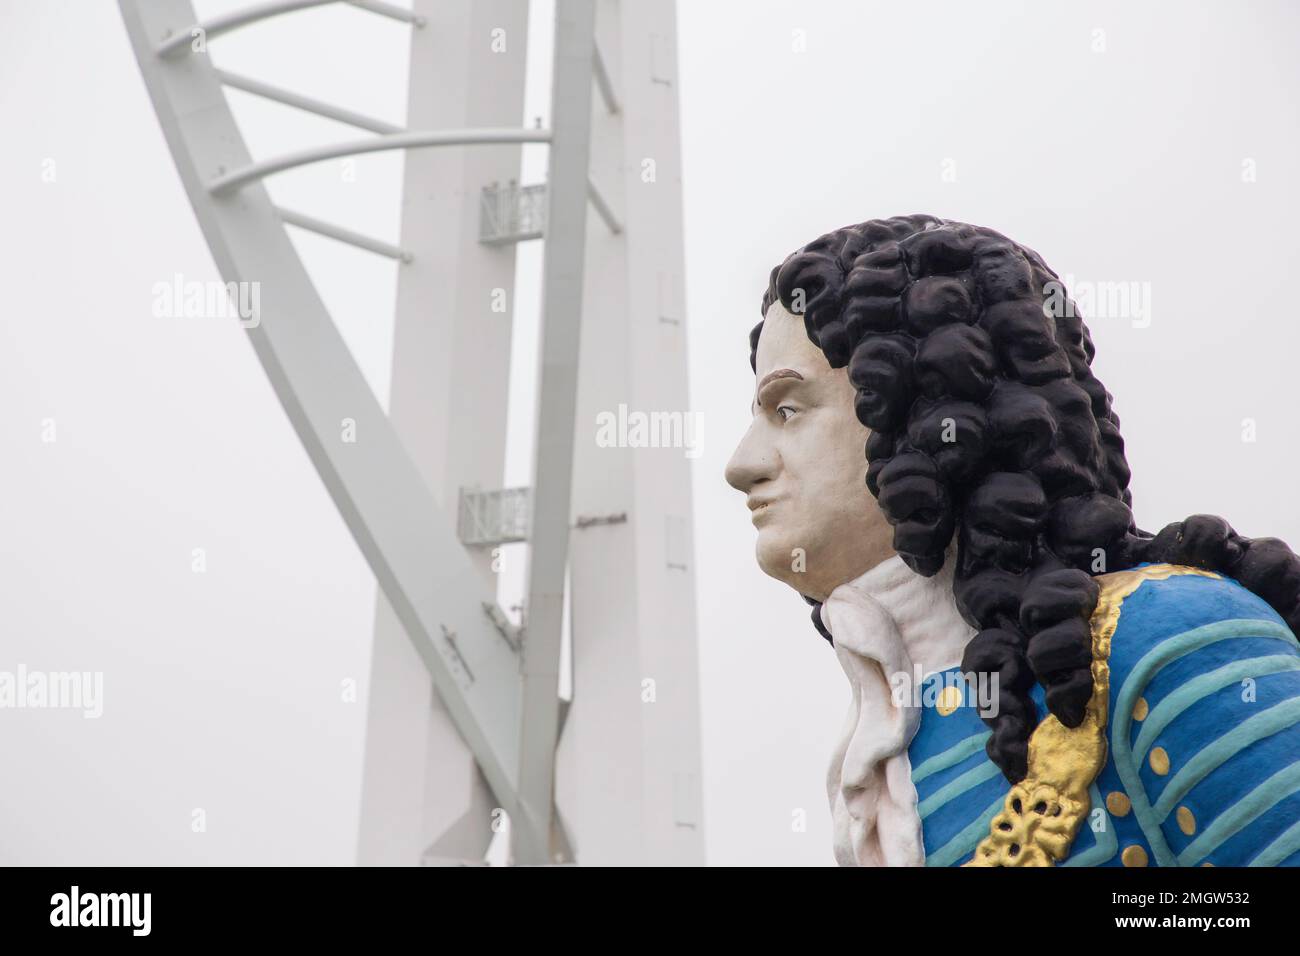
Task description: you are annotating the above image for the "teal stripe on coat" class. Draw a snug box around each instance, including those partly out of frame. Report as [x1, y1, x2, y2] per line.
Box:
[1134, 655, 1300, 763]
[911, 731, 991, 785]
[1111, 618, 1299, 867]
[926, 793, 1006, 868]
[1178, 759, 1300, 865]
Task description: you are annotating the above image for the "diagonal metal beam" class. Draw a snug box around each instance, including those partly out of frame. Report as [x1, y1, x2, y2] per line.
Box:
[592, 42, 621, 115]
[277, 206, 411, 261]
[217, 68, 405, 135]
[157, 0, 339, 57]
[119, 0, 533, 842]
[586, 176, 622, 235]
[345, 0, 424, 25]
[514, 0, 597, 868]
[155, 0, 421, 58]
[208, 128, 552, 194]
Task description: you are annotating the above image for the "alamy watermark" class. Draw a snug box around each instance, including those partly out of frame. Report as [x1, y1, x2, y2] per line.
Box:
[0, 665, 103, 718]
[1043, 274, 1151, 328]
[595, 404, 703, 459]
[50, 886, 150, 936]
[889, 666, 999, 718]
[151, 273, 261, 328]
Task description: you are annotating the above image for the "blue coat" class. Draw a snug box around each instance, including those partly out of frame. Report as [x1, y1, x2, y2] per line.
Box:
[910, 564, 1300, 866]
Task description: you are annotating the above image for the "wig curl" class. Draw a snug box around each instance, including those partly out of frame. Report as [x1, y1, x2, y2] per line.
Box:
[753, 215, 1300, 783]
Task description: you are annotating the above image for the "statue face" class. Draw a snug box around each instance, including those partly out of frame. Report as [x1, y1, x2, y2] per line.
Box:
[725, 302, 895, 602]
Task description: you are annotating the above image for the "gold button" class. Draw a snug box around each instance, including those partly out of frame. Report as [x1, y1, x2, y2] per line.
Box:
[936, 685, 962, 716]
[1122, 845, 1149, 867]
[1133, 697, 1149, 721]
[1177, 806, 1196, 835]
[1201, 862, 1214, 867]
[1106, 792, 1132, 817]
[1149, 746, 1170, 776]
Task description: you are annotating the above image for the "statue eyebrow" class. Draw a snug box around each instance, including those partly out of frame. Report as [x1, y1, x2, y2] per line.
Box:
[755, 368, 804, 407]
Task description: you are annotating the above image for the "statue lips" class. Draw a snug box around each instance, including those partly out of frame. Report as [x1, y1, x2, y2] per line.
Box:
[747, 495, 779, 526]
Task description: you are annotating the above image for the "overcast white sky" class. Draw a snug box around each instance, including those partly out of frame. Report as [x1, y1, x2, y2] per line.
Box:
[2, 0, 1299, 866]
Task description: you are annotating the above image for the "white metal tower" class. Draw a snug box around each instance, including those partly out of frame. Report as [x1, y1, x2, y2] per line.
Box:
[119, 0, 704, 866]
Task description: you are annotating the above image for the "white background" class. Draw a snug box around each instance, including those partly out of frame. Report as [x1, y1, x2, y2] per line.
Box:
[1, 0, 1297, 865]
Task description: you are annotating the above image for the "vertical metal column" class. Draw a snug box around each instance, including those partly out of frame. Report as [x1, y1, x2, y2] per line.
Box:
[357, 0, 530, 866]
[555, 0, 705, 865]
[514, 0, 598, 867]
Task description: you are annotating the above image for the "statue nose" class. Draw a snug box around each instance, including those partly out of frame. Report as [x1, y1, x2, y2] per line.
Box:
[725, 423, 777, 493]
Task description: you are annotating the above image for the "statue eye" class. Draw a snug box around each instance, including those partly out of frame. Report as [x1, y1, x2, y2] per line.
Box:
[776, 405, 797, 423]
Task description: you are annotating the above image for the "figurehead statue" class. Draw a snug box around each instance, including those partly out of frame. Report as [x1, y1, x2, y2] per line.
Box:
[726, 215, 1300, 867]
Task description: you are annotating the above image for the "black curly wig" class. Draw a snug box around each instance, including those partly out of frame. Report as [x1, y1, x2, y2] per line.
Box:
[753, 214, 1300, 784]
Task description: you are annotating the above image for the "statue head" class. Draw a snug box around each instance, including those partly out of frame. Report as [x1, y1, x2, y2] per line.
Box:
[724, 298, 895, 602]
[726, 214, 1300, 783]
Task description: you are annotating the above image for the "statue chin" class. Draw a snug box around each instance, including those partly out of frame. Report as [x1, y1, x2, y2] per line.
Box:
[754, 535, 794, 590]
[755, 533, 829, 601]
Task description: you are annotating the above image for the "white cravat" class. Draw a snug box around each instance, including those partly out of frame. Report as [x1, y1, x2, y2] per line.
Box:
[821, 553, 975, 866]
